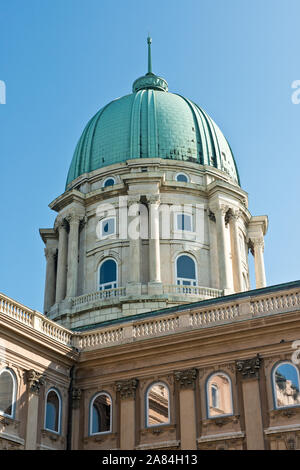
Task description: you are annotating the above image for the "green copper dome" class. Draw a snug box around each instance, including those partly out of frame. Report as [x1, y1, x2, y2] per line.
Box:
[66, 39, 240, 189]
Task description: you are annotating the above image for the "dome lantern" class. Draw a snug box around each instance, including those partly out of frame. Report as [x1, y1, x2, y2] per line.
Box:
[132, 36, 169, 92]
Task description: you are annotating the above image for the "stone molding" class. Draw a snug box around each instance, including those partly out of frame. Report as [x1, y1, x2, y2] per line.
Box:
[174, 368, 197, 389]
[115, 378, 139, 399]
[235, 354, 262, 380]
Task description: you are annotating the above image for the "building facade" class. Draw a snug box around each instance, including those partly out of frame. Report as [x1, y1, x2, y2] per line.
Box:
[1, 39, 299, 450]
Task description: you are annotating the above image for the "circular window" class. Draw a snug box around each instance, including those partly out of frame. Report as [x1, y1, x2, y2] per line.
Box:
[103, 177, 115, 188]
[175, 173, 189, 183]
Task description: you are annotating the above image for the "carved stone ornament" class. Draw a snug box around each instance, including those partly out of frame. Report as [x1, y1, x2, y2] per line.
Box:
[235, 354, 262, 380]
[116, 378, 139, 399]
[25, 369, 45, 394]
[174, 368, 198, 389]
[224, 208, 233, 226]
[208, 210, 216, 222]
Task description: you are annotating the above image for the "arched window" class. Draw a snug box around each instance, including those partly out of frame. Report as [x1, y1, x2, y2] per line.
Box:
[0, 368, 16, 418]
[175, 173, 189, 183]
[99, 259, 118, 290]
[90, 392, 112, 435]
[176, 255, 197, 286]
[146, 382, 170, 427]
[45, 388, 61, 433]
[102, 177, 115, 188]
[207, 373, 233, 418]
[273, 362, 300, 409]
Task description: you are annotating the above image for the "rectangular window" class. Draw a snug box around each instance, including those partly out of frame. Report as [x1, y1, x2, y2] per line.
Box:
[176, 213, 192, 231]
[101, 218, 116, 238]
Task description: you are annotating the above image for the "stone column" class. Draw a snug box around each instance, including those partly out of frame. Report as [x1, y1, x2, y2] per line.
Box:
[252, 237, 266, 289]
[116, 379, 138, 450]
[207, 210, 219, 289]
[236, 355, 265, 450]
[55, 218, 68, 303]
[43, 247, 57, 313]
[148, 195, 162, 294]
[71, 388, 82, 450]
[214, 205, 232, 292]
[24, 370, 45, 450]
[230, 210, 244, 292]
[66, 213, 81, 298]
[126, 196, 142, 295]
[175, 368, 197, 450]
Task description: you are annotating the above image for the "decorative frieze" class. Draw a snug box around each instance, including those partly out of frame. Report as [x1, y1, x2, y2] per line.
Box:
[174, 368, 197, 389]
[235, 354, 262, 380]
[25, 369, 45, 394]
[116, 378, 139, 399]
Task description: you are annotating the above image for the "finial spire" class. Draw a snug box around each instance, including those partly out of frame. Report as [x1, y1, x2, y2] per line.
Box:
[132, 36, 168, 93]
[147, 36, 152, 74]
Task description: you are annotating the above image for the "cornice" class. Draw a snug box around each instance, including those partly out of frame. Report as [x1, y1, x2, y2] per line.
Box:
[39, 228, 57, 244]
[49, 189, 85, 213]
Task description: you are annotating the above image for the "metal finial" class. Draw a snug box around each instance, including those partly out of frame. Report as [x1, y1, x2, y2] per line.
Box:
[147, 36, 152, 74]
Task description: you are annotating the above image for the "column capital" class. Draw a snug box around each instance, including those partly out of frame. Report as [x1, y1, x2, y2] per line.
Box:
[24, 369, 45, 395]
[54, 216, 68, 232]
[235, 354, 262, 380]
[116, 378, 139, 399]
[66, 211, 85, 226]
[44, 247, 57, 261]
[127, 195, 141, 206]
[230, 208, 241, 220]
[209, 203, 229, 217]
[146, 194, 160, 206]
[249, 236, 264, 254]
[174, 368, 198, 389]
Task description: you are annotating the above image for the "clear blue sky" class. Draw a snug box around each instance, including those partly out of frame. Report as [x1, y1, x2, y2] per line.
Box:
[0, 0, 299, 311]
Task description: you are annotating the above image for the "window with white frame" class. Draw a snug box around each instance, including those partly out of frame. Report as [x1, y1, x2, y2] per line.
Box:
[0, 368, 16, 419]
[176, 254, 197, 286]
[273, 362, 300, 409]
[176, 213, 192, 232]
[175, 172, 189, 183]
[90, 392, 112, 435]
[207, 373, 233, 418]
[102, 177, 115, 188]
[100, 217, 116, 239]
[146, 382, 170, 427]
[45, 388, 61, 433]
[99, 258, 118, 290]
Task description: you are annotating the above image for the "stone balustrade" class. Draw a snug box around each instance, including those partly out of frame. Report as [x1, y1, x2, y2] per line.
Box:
[163, 284, 223, 298]
[0, 293, 73, 347]
[1, 285, 300, 353]
[72, 287, 126, 306]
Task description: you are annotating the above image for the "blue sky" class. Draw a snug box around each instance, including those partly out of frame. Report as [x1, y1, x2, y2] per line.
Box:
[0, 0, 299, 311]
